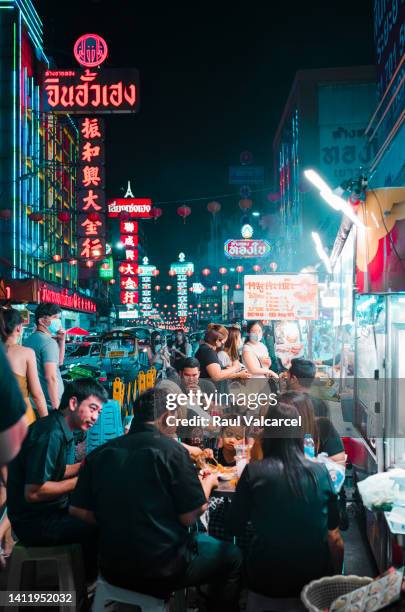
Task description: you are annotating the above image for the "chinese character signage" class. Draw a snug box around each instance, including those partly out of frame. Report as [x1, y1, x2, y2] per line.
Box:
[43, 68, 140, 114]
[170, 254, 193, 319]
[78, 117, 106, 261]
[107, 198, 152, 218]
[119, 220, 140, 305]
[244, 274, 318, 320]
[138, 257, 155, 315]
[224, 239, 271, 258]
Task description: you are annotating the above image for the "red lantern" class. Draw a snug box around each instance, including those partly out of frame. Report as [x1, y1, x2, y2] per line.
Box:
[52, 254, 62, 262]
[168, 269, 176, 277]
[150, 207, 163, 221]
[253, 264, 261, 272]
[87, 212, 100, 222]
[29, 211, 44, 222]
[155, 285, 160, 291]
[223, 284, 229, 290]
[177, 205, 191, 223]
[270, 262, 278, 271]
[86, 260, 94, 268]
[0, 209, 12, 220]
[212, 285, 218, 291]
[109, 279, 116, 284]
[239, 199, 252, 210]
[235, 284, 241, 289]
[202, 268, 210, 276]
[152, 269, 160, 276]
[207, 201, 221, 214]
[69, 259, 77, 265]
[57, 211, 70, 223]
[101, 262, 109, 270]
[236, 265, 244, 273]
[219, 267, 227, 275]
[172, 304, 176, 309]
[267, 192, 281, 202]
[166, 285, 172, 290]
[186, 270, 193, 277]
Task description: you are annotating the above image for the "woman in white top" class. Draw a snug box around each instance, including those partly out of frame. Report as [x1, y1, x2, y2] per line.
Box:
[242, 321, 279, 379]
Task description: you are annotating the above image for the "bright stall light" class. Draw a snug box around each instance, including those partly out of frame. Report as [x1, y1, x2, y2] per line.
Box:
[304, 169, 331, 194]
[311, 232, 332, 274]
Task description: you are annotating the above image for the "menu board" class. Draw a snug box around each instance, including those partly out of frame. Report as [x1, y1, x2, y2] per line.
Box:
[244, 274, 318, 320]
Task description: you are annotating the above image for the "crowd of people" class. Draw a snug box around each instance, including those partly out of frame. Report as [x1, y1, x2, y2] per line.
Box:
[0, 304, 347, 609]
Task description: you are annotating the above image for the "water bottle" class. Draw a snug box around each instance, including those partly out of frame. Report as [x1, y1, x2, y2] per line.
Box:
[303, 434, 315, 459]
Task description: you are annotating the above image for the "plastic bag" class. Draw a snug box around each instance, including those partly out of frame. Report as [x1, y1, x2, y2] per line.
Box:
[357, 472, 399, 511]
[316, 453, 346, 494]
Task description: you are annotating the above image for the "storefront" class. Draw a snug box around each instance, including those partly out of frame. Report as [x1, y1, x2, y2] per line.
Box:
[4, 278, 98, 332]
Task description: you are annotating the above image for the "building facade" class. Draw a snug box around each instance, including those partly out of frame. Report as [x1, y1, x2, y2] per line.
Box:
[273, 66, 377, 269]
[0, 0, 78, 289]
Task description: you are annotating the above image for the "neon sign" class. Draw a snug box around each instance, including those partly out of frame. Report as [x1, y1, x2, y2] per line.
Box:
[224, 239, 271, 258]
[108, 198, 152, 218]
[43, 68, 140, 114]
[39, 285, 96, 313]
[74, 34, 108, 68]
[78, 117, 106, 260]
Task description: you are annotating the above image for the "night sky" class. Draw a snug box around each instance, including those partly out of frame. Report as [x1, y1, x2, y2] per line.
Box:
[36, 0, 375, 271]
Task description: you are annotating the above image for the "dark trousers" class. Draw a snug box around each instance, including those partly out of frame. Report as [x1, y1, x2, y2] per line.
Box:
[102, 533, 242, 612]
[12, 510, 98, 580]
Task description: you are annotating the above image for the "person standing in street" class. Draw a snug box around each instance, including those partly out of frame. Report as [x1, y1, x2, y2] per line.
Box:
[24, 303, 65, 412]
[1, 308, 48, 422]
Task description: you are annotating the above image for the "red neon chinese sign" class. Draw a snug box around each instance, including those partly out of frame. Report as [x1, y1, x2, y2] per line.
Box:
[77, 117, 106, 261]
[39, 284, 96, 313]
[118, 215, 139, 304]
[74, 34, 108, 68]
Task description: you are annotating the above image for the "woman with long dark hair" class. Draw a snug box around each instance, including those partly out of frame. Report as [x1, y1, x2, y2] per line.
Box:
[147, 330, 171, 370]
[0, 308, 47, 421]
[229, 402, 344, 598]
[170, 329, 192, 370]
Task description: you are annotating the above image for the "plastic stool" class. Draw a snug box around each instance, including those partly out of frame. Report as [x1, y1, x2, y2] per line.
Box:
[247, 590, 305, 612]
[92, 575, 169, 611]
[6, 544, 86, 611]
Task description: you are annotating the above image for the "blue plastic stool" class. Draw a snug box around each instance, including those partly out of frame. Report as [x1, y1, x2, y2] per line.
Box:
[86, 400, 123, 454]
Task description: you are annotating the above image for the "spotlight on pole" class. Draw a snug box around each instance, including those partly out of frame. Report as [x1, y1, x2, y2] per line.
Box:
[311, 232, 332, 274]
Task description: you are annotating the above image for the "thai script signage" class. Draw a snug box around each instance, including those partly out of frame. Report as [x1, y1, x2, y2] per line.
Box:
[224, 239, 271, 258]
[43, 68, 140, 114]
[107, 198, 152, 218]
[228, 166, 265, 185]
[39, 284, 96, 313]
[244, 274, 318, 320]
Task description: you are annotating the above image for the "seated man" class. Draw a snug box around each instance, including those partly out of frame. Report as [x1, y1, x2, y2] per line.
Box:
[287, 357, 329, 417]
[70, 388, 242, 611]
[7, 378, 107, 548]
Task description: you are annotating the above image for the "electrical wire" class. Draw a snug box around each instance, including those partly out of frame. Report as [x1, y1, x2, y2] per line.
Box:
[151, 186, 272, 206]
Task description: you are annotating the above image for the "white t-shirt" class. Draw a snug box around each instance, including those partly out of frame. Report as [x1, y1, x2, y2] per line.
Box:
[242, 341, 270, 378]
[217, 350, 231, 368]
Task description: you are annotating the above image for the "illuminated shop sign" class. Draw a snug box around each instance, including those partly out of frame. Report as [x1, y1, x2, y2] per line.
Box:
[224, 239, 271, 258]
[74, 34, 108, 68]
[39, 285, 96, 313]
[78, 117, 106, 260]
[107, 198, 152, 218]
[43, 68, 140, 114]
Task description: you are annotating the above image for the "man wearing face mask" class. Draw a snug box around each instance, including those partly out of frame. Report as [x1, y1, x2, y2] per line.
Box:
[24, 303, 65, 411]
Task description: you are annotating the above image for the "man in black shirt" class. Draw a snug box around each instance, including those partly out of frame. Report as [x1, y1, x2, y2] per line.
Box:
[287, 357, 329, 417]
[7, 378, 108, 547]
[70, 388, 242, 611]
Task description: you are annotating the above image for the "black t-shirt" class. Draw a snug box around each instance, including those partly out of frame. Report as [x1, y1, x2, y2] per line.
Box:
[0, 343, 26, 433]
[71, 422, 206, 593]
[195, 343, 221, 380]
[229, 458, 339, 597]
[7, 412, 74, 527]
[317, 417, 344, 457]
